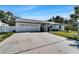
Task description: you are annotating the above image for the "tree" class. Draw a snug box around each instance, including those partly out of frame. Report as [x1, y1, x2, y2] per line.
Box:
[8, 16, 16, 26]
[70, 14, 77, 22]
[48, 16, 64, 23]
[48, 19, 52, 21]
[68, 16, 77, 31]
[48, 16, 55, 22]
[5, 11, 13, 20]
[74, 6, 79, 14]
[64, 20, 69, 24]
[4, 11, 16, 26]
[54, 16, 64, 23]
[68, 6, 79, 31]
[0, 10, 16, 26]
[64, 24, 73, 32]
[0, 10, 5, 20]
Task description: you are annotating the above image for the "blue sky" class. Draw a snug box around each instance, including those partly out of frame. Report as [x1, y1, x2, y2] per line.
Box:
[0, 5, 75, 20]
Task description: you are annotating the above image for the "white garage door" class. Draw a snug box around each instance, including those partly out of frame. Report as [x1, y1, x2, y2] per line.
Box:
[16, 23, 41, 32]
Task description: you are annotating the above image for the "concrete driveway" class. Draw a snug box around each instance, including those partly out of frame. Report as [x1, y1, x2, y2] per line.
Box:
[0, 32, 79, 54]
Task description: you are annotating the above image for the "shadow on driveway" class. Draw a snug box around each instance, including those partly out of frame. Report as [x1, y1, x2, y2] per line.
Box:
[67, 38, 79, 49]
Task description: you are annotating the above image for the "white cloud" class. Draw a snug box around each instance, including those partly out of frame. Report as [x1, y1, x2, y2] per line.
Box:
[23, 5, 39, 11]
[11, 5, 39, 13]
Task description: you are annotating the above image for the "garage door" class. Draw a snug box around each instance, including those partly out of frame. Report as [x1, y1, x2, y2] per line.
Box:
[16, 23, 41, 32]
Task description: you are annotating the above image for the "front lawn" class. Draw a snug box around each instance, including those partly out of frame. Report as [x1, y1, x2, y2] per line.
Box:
[50, 31, 79, 41]
[0, 32, 14, 42]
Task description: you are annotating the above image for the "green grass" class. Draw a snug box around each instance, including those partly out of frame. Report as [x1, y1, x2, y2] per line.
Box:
[50, 31, 79, 41]
[0, 32, 14, 42]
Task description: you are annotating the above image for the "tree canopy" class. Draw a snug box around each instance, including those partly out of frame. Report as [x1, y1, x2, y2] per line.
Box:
[0, 10, 16, 26]
[67, 6, 79, 31]
[48, 16, 64, 23]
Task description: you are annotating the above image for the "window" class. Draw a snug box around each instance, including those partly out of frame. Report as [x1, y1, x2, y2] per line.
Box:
[20, 24, 24, 26]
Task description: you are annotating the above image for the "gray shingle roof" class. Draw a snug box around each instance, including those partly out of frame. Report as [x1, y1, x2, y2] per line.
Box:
[15, 18, 61, 24]
[15, 18, 44, 23]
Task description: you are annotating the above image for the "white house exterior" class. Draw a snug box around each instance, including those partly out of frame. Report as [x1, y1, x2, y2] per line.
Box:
[0, 18, 64, 32]
[0, 20, 9, 32]
[15, 20, 41, 32]
[46, 22, 64, 31]
[15, 19, 64, 32]
[0, 20, 15, 32]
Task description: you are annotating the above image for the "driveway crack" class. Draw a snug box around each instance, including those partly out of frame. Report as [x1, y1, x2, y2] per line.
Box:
[14, 40, 65, 54]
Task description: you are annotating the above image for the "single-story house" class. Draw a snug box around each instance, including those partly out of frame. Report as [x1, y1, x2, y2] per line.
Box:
[0, 18, 64, 32]
[15, 18, 64, 32]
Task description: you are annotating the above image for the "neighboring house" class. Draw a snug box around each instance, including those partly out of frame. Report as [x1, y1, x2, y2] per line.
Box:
[0, 20, 9, 32]
[0, 18, 64, 32]
[0, 20, 15, 32]
[0, 20, 9, 27]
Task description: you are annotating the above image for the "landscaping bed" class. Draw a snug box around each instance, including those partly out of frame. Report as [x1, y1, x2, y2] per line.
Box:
[0, 32, 14, 42]
[50, 31, 79, 41]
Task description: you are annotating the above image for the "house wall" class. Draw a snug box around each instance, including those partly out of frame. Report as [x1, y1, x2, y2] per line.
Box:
[0, 23, 1, 26]
[51, 24, 64, 30]
[0, 26, 9, 32]
[9, 26, 15, 32]
[0, 22, 41, 32]
[60, 24, 64, 31]
[0, 21, 10, 32]
[15, 22, 41, 32]
[51, 24, 59, 30]
[0, 21, 64, 33]
[0, 26, 15, 32]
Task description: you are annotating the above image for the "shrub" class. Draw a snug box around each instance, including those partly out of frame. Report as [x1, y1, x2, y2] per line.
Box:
[64, 24, 73, 32]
